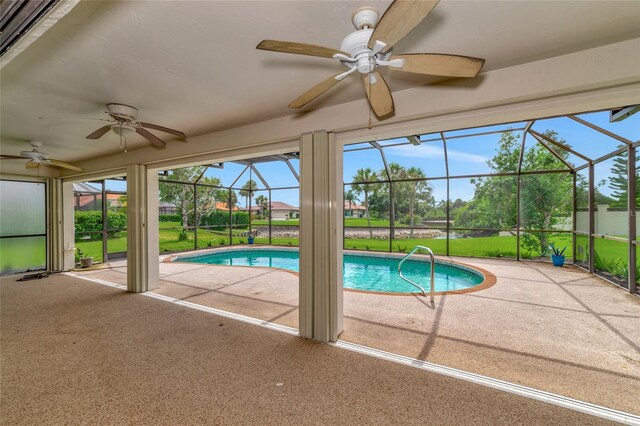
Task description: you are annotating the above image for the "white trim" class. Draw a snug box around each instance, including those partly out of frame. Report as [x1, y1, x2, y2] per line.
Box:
[332, 340, 640, 425]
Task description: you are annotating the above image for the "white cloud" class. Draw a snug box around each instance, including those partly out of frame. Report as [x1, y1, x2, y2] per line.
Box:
[387, 144, 487, 163]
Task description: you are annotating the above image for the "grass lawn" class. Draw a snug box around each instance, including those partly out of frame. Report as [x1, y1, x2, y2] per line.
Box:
[76, 221, 630, 282]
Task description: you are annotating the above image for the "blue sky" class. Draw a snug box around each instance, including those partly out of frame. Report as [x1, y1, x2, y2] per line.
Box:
[104, 110, 638, 206]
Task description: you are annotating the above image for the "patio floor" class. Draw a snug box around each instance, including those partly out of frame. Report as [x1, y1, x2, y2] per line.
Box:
[77, 253, 640, 415]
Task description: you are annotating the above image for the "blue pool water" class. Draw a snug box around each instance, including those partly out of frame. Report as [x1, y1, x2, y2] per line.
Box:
[176, 249, 484, 294]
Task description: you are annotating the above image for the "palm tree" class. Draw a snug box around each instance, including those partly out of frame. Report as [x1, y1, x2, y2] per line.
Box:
[239, 179, 258, 212]
[351, 168, 377, 238]
[405, 167, 427, 237]
[255, 194, 269, 218]
[344, 190, 358, 218]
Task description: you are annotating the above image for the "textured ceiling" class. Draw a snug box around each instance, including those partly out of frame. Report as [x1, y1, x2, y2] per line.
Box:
[1, 0, 639, 168]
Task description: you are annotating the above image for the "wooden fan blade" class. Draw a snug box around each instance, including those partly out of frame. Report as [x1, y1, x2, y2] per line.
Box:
[0, 155, 24, 159]
[86, 125, 112, 139]
[139, 122, 186, 139]
[368, 0, 439, 52]
[46, 159, 84, 172]
[257, 40, 349, 59]
[25, 161, 39, 169]
[135, 127, 167, 148]
[362, 72, 394, 119]
[392, 53, 485, 77]
[288, 73, 344, 108]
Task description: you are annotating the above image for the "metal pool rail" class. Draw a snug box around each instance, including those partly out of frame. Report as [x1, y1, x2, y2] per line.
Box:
[398, 245, 435, 302]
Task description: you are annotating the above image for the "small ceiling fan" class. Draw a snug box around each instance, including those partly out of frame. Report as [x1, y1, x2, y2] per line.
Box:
[0, 141, 83, 171]
[84, 103, 186, 151]
[257, 0, 485, 120]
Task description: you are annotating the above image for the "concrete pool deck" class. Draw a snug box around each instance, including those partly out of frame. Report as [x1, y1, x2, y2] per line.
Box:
[77, 252, 640, 415]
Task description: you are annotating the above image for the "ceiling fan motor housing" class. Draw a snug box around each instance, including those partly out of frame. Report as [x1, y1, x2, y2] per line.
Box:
[106, 103, 138, 121]
[339, 29, 391, 73]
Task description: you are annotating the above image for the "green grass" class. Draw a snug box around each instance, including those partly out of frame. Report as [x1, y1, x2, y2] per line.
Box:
[78, 222, 630, 282]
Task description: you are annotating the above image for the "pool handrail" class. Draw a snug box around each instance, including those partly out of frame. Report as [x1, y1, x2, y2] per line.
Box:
[398, 245, 435, 303]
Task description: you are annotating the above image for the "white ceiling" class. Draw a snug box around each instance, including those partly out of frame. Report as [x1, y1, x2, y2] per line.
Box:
[1, 0, 639, 168]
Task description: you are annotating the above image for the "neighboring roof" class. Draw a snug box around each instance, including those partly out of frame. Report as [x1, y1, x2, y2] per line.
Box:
[270, 201, 298, 211]
[344, 201, 365, 210]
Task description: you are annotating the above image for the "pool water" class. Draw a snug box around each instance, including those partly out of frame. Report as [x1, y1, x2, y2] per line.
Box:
[177, 249, 484, 294]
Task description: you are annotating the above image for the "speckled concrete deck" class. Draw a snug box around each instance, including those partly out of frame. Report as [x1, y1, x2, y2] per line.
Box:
[2, 274, 614, 425]
[77, 253, 640, 414]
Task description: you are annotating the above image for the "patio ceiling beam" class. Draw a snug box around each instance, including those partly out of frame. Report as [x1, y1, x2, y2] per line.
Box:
[529, 131, 575, 172]
[250, 164, 270, 190]
[568, 115, 632, 146]
[528, 129, 591, 163]
[230, 164, 250, 188]
[285, 159, 300, 183]
[517, 121, 535, 174]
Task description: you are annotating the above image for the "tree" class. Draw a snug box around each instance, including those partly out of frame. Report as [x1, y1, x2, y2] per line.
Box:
[255, 194, 269, 217]
[387, 163, 432, 237]
[239, 179, 259, 211]
[454, 130, 573, 256]
[608, 145, 639, 208]
[351, 168, 378, 238]
[158, 167, 222, 235]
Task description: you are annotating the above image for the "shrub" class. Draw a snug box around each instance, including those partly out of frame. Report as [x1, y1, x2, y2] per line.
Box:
[75, 211, 126, 239]
[159, 214, 181, 222]
[178, 229, 189, 241]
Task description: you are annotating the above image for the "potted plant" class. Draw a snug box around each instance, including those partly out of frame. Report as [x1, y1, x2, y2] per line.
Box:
[549, 244, 566, 267]
[248, 231, 255, 245]
[75, 247, 94, 268]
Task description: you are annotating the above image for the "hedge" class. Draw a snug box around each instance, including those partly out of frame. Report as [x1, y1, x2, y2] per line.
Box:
[75, 211, 127, 240]
[159, 214, 181, 222]
[199, 211, 249, 226]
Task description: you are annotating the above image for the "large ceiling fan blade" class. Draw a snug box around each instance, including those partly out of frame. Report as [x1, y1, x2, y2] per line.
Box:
[138, 122, 186, 139]
[257, 40, 349, 59]
[135, 127, 167, 148]
[0, 154, 24, 159]
[25, 161, 40, 169]
[392, 53, 485, 77]
[288, 72, 345, 108]
[362, 72, 394, 119]
[86, 125, 112, 140]
[368, 0, 439, 53]
[45, 159, 84, 172]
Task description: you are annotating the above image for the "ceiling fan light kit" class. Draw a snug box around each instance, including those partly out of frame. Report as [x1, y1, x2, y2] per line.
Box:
[256, 0, 485, 122]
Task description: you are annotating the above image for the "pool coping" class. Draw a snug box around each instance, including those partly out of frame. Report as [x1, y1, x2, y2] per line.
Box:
[163, 245, 497, 296]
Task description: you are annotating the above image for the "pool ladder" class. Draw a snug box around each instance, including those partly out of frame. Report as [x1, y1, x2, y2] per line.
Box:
[398, 245, 435, 303]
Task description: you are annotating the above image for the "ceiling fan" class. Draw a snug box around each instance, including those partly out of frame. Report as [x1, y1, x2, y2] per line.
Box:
[84, 103, 186, 151]
[0, 141, 83, 171]
[257, 0, 485, 121]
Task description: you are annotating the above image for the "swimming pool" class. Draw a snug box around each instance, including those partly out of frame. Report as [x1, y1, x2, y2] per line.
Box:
[173, 248, 486, 294]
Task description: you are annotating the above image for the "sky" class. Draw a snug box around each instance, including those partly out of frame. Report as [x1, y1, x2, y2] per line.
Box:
[101, 110, 638, 207]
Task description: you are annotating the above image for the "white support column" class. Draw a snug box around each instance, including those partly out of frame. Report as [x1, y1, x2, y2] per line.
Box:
[62, 181, 76, 270]
[48, 178, 64, 271]
[146, 168, 160, 291]
[299, 131, 343, 342]
[127, 164, 149, 293]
